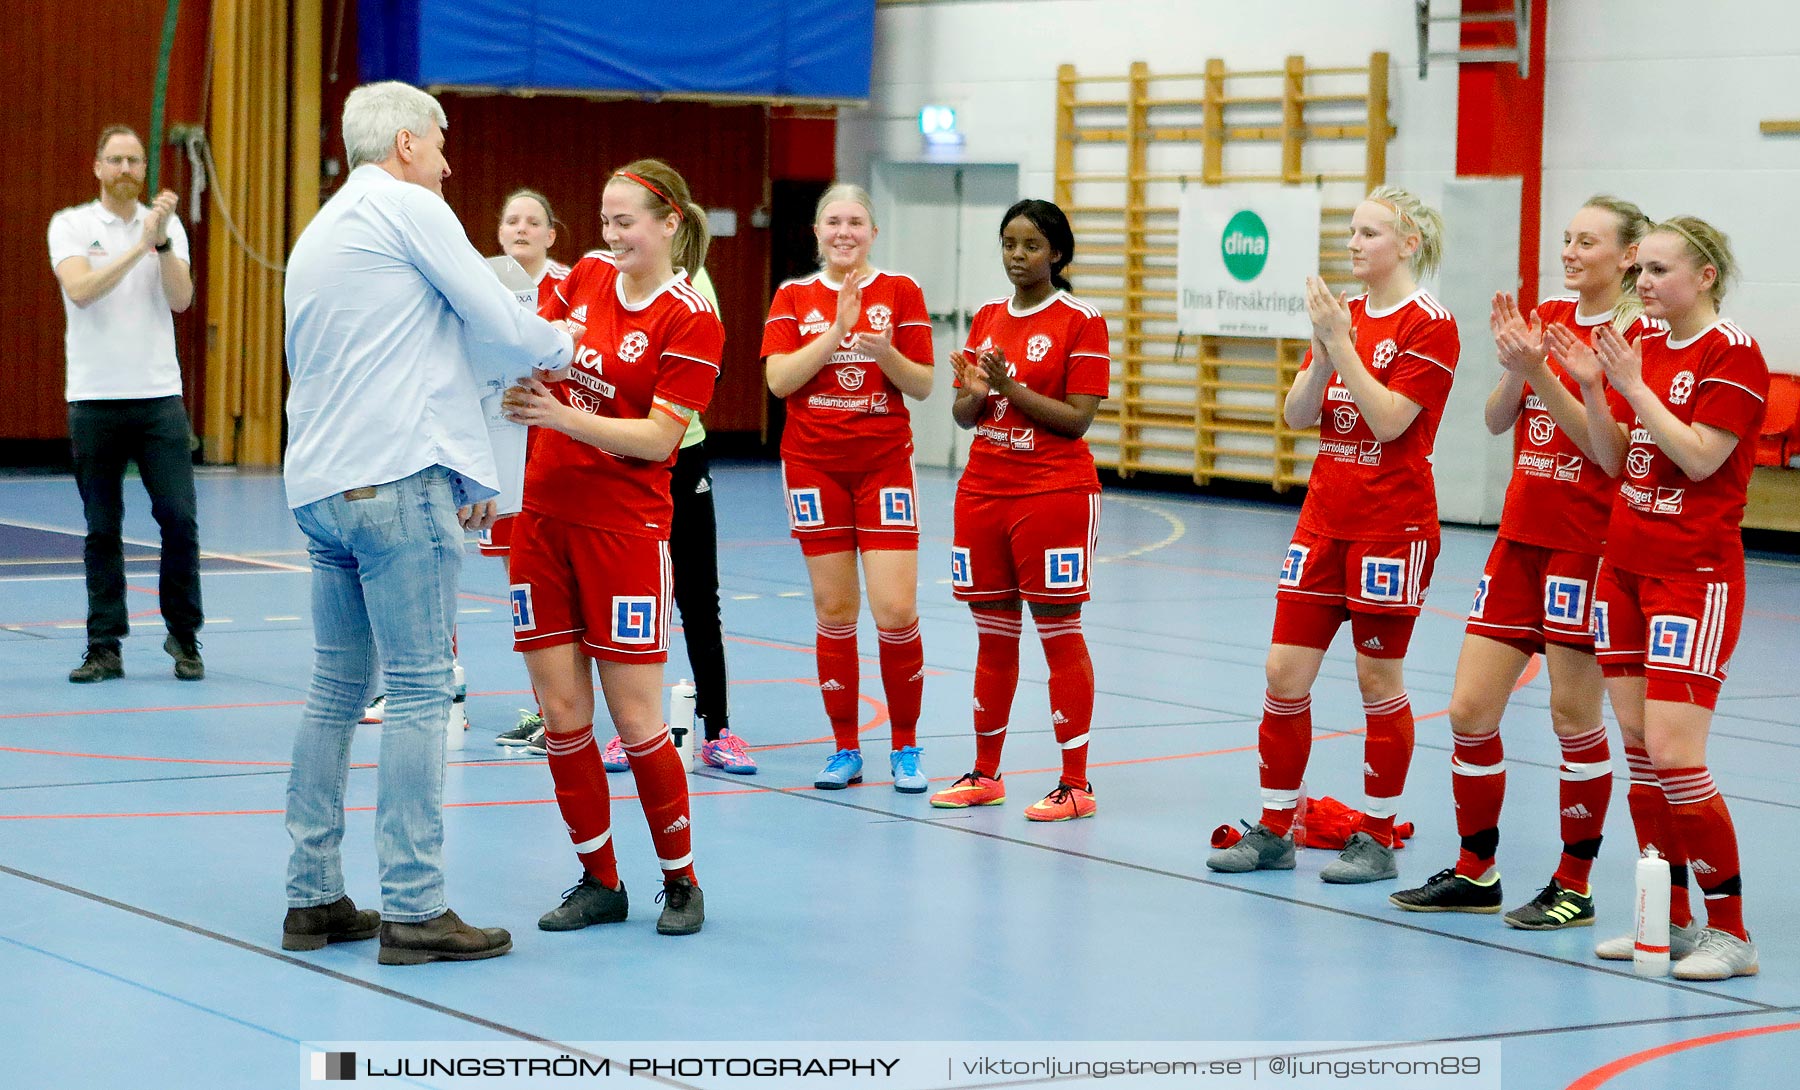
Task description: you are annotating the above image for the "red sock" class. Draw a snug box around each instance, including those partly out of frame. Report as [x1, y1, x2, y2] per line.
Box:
[543, 724, 618, 887]
[1554, 725, 1612, 894]
[1450, 727, 1505, 878]
[1624, 745, 1693, 928]
[971, 609, 1022, 778]
[1257, 692, 1312, 836]
[877, 621, 924, 750]
[1037, 611, 1094, 788]
[624, 727, 697, 886]
[1362, 692, 1415, 845]
[815, 621, 861, 751]
[1660, 766, 1745, 940]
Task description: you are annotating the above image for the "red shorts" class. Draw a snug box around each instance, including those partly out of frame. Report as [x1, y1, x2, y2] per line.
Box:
[1464, 538, 1602, 655]
[476, 513, 518, 557]
[1271, 531, 1439, 658]
[952, 489, 1101, 604]
[506, 510, 672, 663]
[1594, 563, 1742, 710]
[782, 454, 919, 557]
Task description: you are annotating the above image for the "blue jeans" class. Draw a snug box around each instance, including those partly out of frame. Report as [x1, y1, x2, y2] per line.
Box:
[284, 466, 461, 922]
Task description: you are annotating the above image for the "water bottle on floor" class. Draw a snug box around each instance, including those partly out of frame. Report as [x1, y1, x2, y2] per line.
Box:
[669, 679, 698, 772]
[445, 662, 467, 753]
[1634, 846, 1671, 977]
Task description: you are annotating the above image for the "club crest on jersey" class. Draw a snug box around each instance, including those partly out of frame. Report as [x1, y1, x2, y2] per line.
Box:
[1544, 576, 1589, 625]
[510, 584, 536, 632]
[1026, 334, 1053, 362]
[1625, 448, 1653, 478]
[617, 330, 649, 362]
[612, 597, 657, 645]
[1360, 557, 1406, 603]
[1332, 406, 1358, 433]
[1529, 415, 1557, 446]
[1279, 544, 1309, 587]
[879, 487, 916, 527]
[799, 309, 830, 336]
[1045, 548, 1086, 589]
[1372, 339, 1398, 370]
[1469, 574, 1491, 618]
[1669, 370, 1695, 406]
[788, 487, 824, 528]
[1555, 454, 1583, 482]
[950, 546, 973, 588]
[866, 304, 892, 332]
[1648, 615, 1696, 667]
[1591, 601, 1610, 649]
[837, 365, 867, 391]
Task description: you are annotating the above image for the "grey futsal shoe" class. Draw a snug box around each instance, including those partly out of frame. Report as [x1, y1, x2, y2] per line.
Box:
[1672, 928, 1759, 981]
[655, 877, 704, 935]
[1206, 824, 1296, 873]
[538, 874, 629, 931]
[1320, 831, 1399, 884]
[1594, 920, 1703, 961]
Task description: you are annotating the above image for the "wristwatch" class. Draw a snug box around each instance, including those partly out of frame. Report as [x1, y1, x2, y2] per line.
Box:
[154, 239, 172, 253]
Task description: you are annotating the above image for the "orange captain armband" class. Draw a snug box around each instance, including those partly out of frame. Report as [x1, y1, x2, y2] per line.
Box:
[651, 397, 696, 424]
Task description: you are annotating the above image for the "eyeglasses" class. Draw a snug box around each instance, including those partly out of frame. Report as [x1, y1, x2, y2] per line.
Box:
[101, 155, 146, 168]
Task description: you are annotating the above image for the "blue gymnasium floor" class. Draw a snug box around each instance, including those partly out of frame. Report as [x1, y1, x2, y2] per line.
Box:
[0, 462, 1796, 1090]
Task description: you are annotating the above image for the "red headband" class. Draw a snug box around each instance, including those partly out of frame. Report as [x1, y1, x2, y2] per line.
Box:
[615, 171, 683, 219]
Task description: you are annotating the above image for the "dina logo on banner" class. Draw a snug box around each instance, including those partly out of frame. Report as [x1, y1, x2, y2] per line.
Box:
[1221, 210, 1270, 281]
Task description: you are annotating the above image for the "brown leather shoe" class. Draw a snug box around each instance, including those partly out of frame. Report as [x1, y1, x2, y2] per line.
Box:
[282, 895, 380, 951]
[378, 908, 512, 965]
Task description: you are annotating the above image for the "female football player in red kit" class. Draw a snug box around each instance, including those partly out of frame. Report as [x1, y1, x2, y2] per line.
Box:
[762, 184, 935, 793]
[501, 160, 720, 937]
[1548, 216, 1767, 981]
[1392, 196, 1653, 927]
[929, 199, 1110, 821]
[1208, 186, 1458, 883]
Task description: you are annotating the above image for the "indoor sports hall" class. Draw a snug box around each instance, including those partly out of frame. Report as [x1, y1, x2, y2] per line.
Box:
[5, 3, 1799, 1090]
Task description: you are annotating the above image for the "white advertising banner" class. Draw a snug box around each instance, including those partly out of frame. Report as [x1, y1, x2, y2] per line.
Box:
[1177, 184, 1321, 339]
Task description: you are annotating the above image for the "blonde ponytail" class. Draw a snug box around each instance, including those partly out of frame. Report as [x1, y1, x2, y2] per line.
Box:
[1366, 185, 1444, 279]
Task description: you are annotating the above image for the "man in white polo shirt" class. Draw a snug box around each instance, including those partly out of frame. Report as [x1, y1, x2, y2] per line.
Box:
[48, 125, 205, 684]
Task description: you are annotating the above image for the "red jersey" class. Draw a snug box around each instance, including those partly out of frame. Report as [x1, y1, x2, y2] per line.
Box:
[529, 251, 722, 537]
[1496, 299, 1655, 553]
[1297, 290, 1460, 541]
[957, 292, 1111, 496]
[1604, 320, 1769, 580]
[760, 269, 933, 465]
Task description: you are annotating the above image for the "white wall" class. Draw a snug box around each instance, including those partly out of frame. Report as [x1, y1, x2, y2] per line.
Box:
[1543, 1, 1800, 372]
[841, 0, 1463, 202]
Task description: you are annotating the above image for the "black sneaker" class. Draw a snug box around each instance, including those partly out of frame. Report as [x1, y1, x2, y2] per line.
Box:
[655, 877, 704, 936]
[164, 634, 204, 680]
[1390, 867, 1503, 913]
[538, 874, 628, 931]
[69, 646, 123, 683]
[1504, 879, 1595, 930]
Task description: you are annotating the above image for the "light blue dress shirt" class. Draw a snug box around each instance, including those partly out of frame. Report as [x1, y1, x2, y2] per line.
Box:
[282, 165, 572, 509]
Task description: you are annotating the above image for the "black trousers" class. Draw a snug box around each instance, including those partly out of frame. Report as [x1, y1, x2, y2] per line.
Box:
[669, 440, 729, 735]
[68, 396, 203, 650]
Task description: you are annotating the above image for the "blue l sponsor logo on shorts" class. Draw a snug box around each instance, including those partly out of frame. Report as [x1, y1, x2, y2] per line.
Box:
[950, 546, 973, 588]
[1279, 543, 1309, 587]
[788, 488, 824, 528]
[1469, 574, 1491, 619]
[510, 584, 535, 632]
[1045, 548, 1085, 589]
[1360, 557, 1406, 603]
[879, 487, 916, 527]
[1544, 576, 1589, 624]
[1591, 601, 1610, 649]
[612, 596, 657, 645]
[1648, 614, 1696, 667]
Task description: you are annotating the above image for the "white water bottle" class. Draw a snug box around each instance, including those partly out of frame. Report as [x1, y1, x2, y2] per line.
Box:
[445, 662, 467, 752]
[669, 679, 698, 772]
[1634, 846, 1671, 977]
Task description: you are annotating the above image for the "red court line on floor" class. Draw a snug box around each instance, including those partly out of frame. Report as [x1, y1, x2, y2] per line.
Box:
[1565, 1020, 1799, 1090]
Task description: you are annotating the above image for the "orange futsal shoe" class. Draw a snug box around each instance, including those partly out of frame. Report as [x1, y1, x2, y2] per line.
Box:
[930, 771, 1006, 809]
[1025, 781, 1096, 822]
